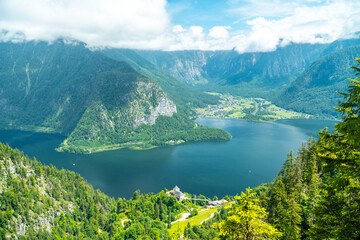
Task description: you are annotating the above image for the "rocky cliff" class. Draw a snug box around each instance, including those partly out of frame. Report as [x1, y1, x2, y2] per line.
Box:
[136, 44, 328, 96]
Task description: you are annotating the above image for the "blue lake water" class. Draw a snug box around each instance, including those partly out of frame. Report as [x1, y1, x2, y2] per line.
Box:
[0, 118, 336, 199]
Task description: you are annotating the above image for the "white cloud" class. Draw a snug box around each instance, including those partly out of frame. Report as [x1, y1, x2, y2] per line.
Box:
[209, 26, 231, 39]
[0, 0, 359, 52]
[233, 0, 360, 53]
[0, 0, 170, 48]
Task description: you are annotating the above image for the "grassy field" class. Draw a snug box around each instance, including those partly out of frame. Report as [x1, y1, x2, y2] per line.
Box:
[196, 93, 310, 122]
[168, 207, 219, 238]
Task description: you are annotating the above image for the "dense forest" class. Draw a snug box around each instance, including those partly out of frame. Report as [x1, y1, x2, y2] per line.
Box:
[1, 58, 360, 239]
[275, 46, 360, 118]
[0, 141, 226, 239]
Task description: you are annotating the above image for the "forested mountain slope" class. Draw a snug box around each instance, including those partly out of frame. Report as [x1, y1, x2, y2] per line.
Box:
[137, 38, 360, 116]
[0, 142, 199, 239]
[320, 35, 360, 57]
[275, 46, 360, 117]
[0, 41, 230, 153]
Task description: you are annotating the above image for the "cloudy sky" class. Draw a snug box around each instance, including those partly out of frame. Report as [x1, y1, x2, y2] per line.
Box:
[0, 0, 359, 53]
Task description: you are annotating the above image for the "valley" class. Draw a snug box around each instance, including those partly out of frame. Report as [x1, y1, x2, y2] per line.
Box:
[195, 93, 309, 122]
[1, 0, 360, 239]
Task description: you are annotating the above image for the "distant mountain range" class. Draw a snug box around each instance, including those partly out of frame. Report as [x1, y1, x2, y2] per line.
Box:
[136, 37, 360, 117]
[136, 44, 326, 96]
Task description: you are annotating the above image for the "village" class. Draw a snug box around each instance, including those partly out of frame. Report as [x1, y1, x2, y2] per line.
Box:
[196, 93, 310, 121]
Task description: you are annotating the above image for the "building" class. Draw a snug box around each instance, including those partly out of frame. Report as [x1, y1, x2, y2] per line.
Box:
[173, 186, 186, 201]
[207, 199, 228, 207]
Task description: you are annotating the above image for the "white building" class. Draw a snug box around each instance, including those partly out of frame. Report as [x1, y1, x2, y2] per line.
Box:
[173, 186, 186, 201]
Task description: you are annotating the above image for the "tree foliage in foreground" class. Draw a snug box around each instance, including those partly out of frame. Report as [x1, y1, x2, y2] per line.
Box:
[215, 188, 281, 240]
[308, 58, 360, 239]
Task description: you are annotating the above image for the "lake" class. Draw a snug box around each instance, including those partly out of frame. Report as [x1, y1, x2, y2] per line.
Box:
[0, 118, 336, 199]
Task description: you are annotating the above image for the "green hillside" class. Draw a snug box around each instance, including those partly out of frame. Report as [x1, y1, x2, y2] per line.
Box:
[0, 142, 198, 239]
[275, 46, 360, 117]
[0, 41, 230, 153]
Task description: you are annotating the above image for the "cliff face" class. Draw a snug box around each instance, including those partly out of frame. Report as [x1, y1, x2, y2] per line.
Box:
[136, 44, 327, 91]
[159, 51, 212, 85]
[130, 82, 177, 127]
[135, 50, 213, 86]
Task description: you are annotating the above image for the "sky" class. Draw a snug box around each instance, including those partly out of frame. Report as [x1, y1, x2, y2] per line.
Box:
[0, 0, 359, 53]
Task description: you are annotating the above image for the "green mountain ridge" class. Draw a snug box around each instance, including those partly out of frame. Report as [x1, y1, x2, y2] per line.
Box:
[0, 41, 230, 153]
[275, 46, 360, 117]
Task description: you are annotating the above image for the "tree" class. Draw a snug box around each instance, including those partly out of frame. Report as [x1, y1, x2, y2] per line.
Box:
[335, 58, 360, 147]
[132, 190, 140, 201]
[155, 203, 160, 220]
[309, 58, 360, 239]
[117, 198, 123, 214]
[167, 214, 172, 229]
[269, 178, 301, 240]
[215, 188, 281, 240]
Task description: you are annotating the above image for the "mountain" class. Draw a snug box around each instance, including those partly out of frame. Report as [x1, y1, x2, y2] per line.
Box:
[320, 35, 360, 57]
[132, 50, 214, 86]
[136, 38, 360, 116]
[101, 49, 219, 112]
[0, 41, 230, 153]
[274, 45, 360, 117]
[136, 43, 328, 98]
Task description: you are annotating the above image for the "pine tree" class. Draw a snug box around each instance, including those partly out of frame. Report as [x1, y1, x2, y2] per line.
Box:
[309, 58, 360, 239]
[155, 203, 160, 220]
[269, 178, 301, 240]
[335, 57, 360, 148]
[167, 214, 172, 229]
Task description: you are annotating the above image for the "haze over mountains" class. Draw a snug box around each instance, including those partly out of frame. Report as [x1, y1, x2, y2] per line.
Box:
[136, 36, 360, 117]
